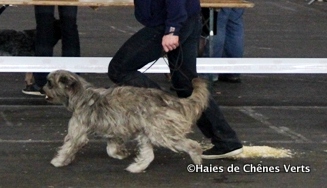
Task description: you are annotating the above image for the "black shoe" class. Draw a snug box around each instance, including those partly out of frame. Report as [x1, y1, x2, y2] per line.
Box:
[22, 84, 45, 96]
[202, 146, 243, 159]
[218, 75, 241, 83]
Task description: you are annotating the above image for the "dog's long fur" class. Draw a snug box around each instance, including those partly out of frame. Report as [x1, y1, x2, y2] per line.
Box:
[44, 70, 209, 173]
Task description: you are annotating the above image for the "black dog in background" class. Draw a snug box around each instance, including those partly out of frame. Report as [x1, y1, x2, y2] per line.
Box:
[0, 19, 61, 56]
[0, 29, 36, 56]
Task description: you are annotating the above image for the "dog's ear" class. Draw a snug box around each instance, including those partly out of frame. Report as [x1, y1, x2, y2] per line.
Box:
[58, 75, 78, 90]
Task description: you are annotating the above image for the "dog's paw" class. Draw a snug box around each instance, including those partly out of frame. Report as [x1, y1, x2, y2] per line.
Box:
[125, 163, 147, 173]
[50, 156, 72, 167]
[106, 145, 130, 160]
[51, 158, 66, 167]
[191, 155, 202, 165]
[109, 151, 130, 160]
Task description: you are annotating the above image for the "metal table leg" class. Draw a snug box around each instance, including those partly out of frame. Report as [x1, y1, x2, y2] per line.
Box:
[207, 8, 221, 88]
[0, 5, 9, 15]
[308, 0, 316, 5]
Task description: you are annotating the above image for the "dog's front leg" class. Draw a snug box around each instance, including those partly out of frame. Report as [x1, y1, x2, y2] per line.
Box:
[51, 117, 89, 167]
[126, 135, 154, 173]
[107, 138, 130, 160]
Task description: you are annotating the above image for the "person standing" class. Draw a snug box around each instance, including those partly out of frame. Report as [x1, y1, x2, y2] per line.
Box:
[202, 8, 244, 83]
[108, 0, 243, 159]
[24, 6, 80, 96]
[21, 20, 61, 95]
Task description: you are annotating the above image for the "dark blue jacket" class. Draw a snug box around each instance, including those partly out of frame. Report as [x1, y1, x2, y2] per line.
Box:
[134, 0, 201, 36]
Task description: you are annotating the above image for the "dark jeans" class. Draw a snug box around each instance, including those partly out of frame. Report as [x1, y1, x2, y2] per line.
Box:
[203, 8, 244, 78]
[33, 6, 80, 87]
[108, 14, 242, 150]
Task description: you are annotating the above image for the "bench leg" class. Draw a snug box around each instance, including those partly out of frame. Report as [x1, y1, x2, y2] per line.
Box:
[308, 0, 316, 5]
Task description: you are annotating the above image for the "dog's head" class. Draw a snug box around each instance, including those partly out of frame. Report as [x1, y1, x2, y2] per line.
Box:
[43, 70, 88, 106]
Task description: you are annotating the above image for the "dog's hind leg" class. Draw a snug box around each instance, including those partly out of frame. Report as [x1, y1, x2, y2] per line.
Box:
[126, 135, 154, 173]
[51, 118, 89, 167]
[106, 138, 130, 160]
[174, 138, 202, 165]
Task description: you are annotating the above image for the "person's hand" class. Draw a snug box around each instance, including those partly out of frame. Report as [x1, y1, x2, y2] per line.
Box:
[162, 34, 179, 52]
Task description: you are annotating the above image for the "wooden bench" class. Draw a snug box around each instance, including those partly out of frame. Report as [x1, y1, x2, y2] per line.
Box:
[0, 0, 254, 8]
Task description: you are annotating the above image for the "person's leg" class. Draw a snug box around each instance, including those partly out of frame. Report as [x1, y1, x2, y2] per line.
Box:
[200, 10, 243, 158]
[58, 6, 80, 57]
[24, 72, 34, 85]
[33, 6, 55, 89]
[224, 8, 244, 58]
[219, 8, 244, 82]
[168, 15, 201, 97]
[52, 19, 62, 47]
[108, 26, 164, 89]
[22, 72, 39, 95]
[168, 14, 243, 159]
[198, 99, 243, 159]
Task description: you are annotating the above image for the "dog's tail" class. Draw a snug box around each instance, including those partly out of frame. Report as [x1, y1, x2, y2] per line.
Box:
[181, 78, 210, 123]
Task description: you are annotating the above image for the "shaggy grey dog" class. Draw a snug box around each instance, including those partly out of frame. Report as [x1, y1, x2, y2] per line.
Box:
[44, 70, 210, 173]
